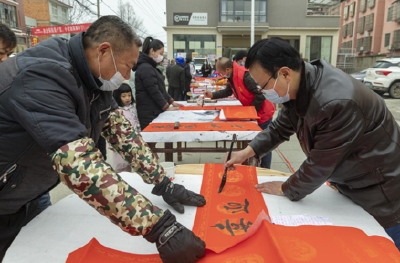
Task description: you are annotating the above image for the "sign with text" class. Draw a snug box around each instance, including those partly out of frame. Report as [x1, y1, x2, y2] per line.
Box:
[32, 23, 92, 36]
[173, 13, 208, 26]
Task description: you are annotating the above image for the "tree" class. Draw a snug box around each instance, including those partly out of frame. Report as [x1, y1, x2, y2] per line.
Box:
[61, 0, 97, 24]
[116, 0, 148, 38]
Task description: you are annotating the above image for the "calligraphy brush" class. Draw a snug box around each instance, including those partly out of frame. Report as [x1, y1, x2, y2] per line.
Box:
[218, 134, 237, 193]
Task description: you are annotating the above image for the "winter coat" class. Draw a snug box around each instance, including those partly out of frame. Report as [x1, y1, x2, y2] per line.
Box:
[133, 52, 173, 129]
[249, 59, 400, 228]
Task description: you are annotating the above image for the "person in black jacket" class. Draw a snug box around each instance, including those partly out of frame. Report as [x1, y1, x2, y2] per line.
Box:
[133, 37, 183, 130]
[224, 37, 400, 251]
[182, 57, 193, 100]
[201, 59, 211, 77]
[167, 56, 185, 101]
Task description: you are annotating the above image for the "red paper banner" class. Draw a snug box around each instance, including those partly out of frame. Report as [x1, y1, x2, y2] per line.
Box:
[32, 23, 92, 36]
[142, 122, 262, 132]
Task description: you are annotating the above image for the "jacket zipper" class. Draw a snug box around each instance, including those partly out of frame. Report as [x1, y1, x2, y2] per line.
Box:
[99, 106, 111, 120]
[0, 164, 17, 183]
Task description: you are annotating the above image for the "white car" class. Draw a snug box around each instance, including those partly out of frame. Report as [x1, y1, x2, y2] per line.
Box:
[364, 58, 400, 98]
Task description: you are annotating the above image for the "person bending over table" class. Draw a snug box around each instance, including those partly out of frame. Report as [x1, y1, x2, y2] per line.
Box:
[224, 37, 400, 251]
[204, 57, 275, 169]
[0, 16, 205, 263]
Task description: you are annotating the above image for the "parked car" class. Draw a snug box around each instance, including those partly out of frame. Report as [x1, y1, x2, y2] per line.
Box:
[363, 58, 400, 98]
[350, 69, 367, 83]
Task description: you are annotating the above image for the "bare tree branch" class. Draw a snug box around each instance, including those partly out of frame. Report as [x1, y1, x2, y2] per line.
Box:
[117, 0, 148, 37]
[60, 0, 97, 23]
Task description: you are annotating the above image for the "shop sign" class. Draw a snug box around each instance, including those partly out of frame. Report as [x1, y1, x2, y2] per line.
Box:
[173, 13, 208, 26]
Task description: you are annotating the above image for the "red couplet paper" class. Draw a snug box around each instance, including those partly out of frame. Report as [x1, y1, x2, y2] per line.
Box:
[66, 238, 161, 263]
[192, 164, 270, 253]
[213, 106, 260, 121]
[142, 122, 262, 132]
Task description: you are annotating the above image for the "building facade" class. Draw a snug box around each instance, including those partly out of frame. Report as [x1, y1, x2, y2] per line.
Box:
[0, 0, 28, 52]
[338, 0, 400, 69]
[165, 0, 340, 66]
[23, 0, 71, 42]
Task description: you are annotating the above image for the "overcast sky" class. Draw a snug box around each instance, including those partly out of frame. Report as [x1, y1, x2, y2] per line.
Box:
[99, 0, 168, 50]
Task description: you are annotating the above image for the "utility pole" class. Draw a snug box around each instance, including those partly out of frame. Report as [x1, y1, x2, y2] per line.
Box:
[251, 0, 255, 46]
[97, 0, 100, 18]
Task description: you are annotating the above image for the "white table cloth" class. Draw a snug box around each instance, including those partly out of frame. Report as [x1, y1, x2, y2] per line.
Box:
[4, 173, 390, 263]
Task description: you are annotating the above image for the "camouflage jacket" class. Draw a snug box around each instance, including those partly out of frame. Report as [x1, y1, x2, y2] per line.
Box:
[0, 34, 166, 235]
[51, 109, 166, 236]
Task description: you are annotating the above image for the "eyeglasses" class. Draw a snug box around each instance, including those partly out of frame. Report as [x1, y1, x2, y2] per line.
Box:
[261, 75, 274, 90]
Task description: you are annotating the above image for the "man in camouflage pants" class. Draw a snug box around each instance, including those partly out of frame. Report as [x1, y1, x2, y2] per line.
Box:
[0, 16, 205, 263]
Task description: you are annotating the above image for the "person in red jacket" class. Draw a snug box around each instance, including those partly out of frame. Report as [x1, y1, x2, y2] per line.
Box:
[204, 57, 275, 168]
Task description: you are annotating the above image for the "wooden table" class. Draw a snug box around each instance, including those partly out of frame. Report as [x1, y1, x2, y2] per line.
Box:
[141, 100, 261, 165]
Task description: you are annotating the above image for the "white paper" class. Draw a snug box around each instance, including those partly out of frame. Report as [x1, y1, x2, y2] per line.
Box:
[271, 214, 333, 226]
[219, 109, 227, 120]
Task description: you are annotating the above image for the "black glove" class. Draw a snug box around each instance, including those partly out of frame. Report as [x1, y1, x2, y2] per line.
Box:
[152, 177, 206, 213]
[144, 210, 206, 263]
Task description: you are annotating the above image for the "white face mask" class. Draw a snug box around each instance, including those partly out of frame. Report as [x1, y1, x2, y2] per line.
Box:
[98, 48, 125, 91]
[261, 69, 291, 104]
[153, 51, 164, 63]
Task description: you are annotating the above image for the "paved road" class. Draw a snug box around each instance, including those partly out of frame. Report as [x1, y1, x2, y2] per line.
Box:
[382, 95, 400, 125]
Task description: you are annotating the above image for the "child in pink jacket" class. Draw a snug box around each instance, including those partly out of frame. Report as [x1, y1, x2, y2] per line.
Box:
[110, 82, 141, 172]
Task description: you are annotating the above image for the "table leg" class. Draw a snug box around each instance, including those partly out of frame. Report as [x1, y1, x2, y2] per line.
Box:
[177, 142, 183, 162]
[165, 143, 173, 162]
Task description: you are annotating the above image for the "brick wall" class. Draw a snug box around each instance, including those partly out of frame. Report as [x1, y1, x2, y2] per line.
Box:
[23, 0, 50, 21]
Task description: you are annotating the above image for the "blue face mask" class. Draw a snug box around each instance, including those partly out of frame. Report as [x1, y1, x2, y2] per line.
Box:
[204, 62, 207, 65]
[239, 62, 245, 66]
[261, 69, 290, 104]
[191, 62, 194, 65]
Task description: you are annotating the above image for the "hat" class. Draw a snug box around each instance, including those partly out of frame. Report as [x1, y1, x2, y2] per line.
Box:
[176, 57, 185, 66]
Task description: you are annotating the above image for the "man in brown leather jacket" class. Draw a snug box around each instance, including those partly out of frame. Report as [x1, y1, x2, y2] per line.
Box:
[225, 37, 400, 250]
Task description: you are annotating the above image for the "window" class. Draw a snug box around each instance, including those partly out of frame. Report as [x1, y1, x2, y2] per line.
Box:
[51, 3, 58, 19]
[349, 2, 355, 17]
[173, 34, 217, 57]
[357, 16, 365, 34]
[372, 61, 396, 68]
[388, 6, 394, 22]
[305, 36, 332, 63]
[394, 2, 400, 21]
[356, 38, 364, 52]
[363, 36, 372, 52]
[385, 33, 391, 47]
[347, 22, 354, 37]
[342, 24, 347, 38]
[220, 0, 267, 22]
[344, 6, 349, 20]
[0, 3, 17, 28]
[360, 0, 367, 12]
[17, 37, 26, 44]
[368, 0, 375, 9]
[365, 13, 374, 31]
[393, 29, 400, 48]
[62, 8, 68, 23]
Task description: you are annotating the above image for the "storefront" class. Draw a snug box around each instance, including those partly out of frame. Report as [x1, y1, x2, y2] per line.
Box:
[165, 0, 339, 66]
